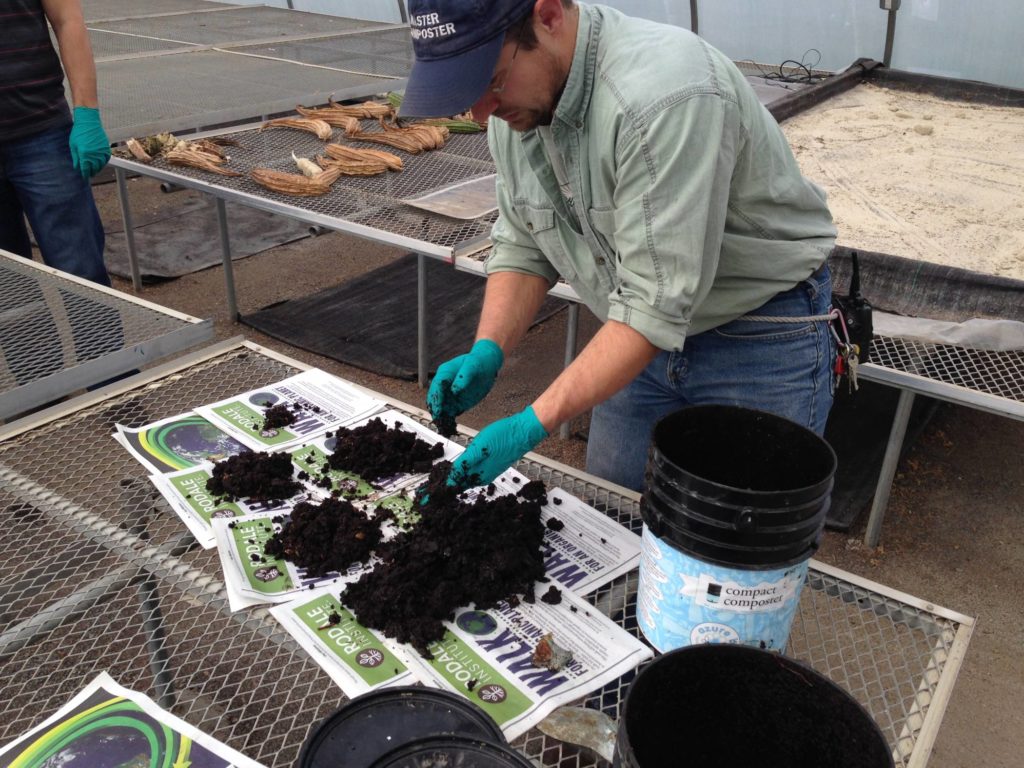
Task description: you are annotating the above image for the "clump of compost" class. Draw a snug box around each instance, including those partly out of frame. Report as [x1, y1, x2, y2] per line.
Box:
[207, 450, 301, 502]
[342, 461, 548, 655]
[431, 380, 458, 438]
[262, 403, 298, 430]
[264, 497, 381, 575]
[328, 418, 444, 482]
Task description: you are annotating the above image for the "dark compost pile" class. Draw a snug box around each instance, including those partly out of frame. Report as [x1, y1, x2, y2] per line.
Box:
[342, 462, 549, 655]
[327, 417, 444, 482]
[264, 497, 381, 574]
[206, 451, 301, 503]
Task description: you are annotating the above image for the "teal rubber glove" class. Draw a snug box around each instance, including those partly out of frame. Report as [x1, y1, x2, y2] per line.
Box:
[427, 339, 504, 434]
[448, 405, 548, 488]
[69, 107, 111, 179]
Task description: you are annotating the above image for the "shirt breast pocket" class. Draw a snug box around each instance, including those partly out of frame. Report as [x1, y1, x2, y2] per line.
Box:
[524, 204, 578, 282]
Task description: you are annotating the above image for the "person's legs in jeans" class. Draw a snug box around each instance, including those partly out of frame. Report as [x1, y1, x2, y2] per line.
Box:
[1, 125, 109, 285]
[585, 267, 835, 492]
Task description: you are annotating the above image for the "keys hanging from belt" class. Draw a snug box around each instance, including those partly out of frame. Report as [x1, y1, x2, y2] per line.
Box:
[830, 310, 861, 393]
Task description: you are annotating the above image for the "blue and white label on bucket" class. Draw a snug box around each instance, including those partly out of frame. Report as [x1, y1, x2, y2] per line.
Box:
[637, 525, 809, 654]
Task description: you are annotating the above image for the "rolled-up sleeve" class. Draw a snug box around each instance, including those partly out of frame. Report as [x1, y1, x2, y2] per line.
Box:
[606, 93, 740, 351]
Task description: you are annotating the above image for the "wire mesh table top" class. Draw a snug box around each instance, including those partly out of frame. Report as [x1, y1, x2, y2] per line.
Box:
[865, 334, 1024, 414]
[0, 251, 212, 419]
[0, 341, 972, 768]
[111, 121, 496, 258]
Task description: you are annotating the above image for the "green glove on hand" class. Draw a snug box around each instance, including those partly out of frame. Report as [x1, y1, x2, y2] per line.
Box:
[448, 405, 548, 489]
[69, 107, 111, 179]
[427, 339, 504, 434]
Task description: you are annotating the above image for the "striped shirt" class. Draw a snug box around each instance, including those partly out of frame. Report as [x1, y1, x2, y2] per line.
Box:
[0, 0, 71, 142]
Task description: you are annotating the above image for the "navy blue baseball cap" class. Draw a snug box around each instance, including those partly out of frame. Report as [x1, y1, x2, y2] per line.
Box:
[400, 0, 536, 117]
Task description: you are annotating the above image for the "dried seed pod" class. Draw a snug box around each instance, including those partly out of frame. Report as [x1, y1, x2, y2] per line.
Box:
[317, 155, 389, 176]
[165, 145, 242, 176]
[323, 143, 403, 171]
[260, 117, 333, 140]
[250, 168, 333, 195]
[327, 96, 394, 119]
[295, 106, 361, 133]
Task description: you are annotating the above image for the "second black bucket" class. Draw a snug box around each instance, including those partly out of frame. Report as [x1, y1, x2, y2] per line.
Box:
[297, 687, 506, 768]
[637, 405, 837, 651]
[613, 645, 894, 768]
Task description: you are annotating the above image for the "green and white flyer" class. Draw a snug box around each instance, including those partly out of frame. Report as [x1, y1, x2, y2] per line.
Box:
[150, 463, 300, 549]
[393, 589, 652, 741]
[196, 369, 383, 451]
[269, 590, 417, 697]
[0, 672, 263, 768]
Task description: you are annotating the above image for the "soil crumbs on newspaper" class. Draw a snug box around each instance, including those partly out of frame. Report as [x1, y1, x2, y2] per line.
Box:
[343, 461, 549, 656]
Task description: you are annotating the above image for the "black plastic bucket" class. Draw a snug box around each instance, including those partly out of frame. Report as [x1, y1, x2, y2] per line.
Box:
[637, 405, 837, 651]
[370, 736, 535, 768]
[296, 687, 506, 768]
[614, 645, 894, 768]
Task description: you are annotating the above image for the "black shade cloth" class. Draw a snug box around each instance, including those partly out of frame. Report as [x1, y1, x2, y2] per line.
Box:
[241, 253, 567, 380]
[823, 381, 939, 531]
[104, 198, 311, 281]
[828, 246, 1024, 323]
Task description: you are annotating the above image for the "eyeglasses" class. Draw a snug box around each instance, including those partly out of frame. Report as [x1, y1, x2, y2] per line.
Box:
[489, 15, 531, 94]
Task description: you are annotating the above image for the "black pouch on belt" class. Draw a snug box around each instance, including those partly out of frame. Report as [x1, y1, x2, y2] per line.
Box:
[831, 251, 873, 363]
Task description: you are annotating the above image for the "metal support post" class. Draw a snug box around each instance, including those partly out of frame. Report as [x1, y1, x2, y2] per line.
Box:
[114, 166, 142, 291]
[559, 303, 580, 439]
[417, 253, 428, 387]
[214, 198, 238, 321]
[865, 388, 915, 548]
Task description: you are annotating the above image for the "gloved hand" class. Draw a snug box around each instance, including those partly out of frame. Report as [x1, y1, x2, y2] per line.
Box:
[427, 339, 504, 434]
[448, 406, 548, 488]
[69, 107, 111, 179]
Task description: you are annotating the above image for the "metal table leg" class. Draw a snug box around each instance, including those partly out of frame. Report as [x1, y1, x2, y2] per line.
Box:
[214, 198, 238, 321]
[865, 388, 916, 548]
[417, 253, 428, 388]
[114, 167, 142, 291]
[559, 303, 580, 439]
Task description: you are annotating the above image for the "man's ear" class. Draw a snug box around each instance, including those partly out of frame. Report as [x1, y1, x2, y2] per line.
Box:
[534, 0, 569, 37]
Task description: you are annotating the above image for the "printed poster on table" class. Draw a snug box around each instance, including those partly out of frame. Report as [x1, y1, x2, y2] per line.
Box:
[195, 369, 383, 451]
[0, 672, 263, 768]
[113, 411, 248, 475]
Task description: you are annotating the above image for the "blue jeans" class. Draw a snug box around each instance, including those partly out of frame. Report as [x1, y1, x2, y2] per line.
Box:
[0, 123, 109, 285]
[586, 265, 835, 491]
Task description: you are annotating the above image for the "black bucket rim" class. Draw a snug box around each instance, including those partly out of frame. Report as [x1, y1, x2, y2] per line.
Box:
[615, 645, 894, 768]
[642, 479, 832, 539]
[649, 404, 838, 501]
[369, 735, 535, 768]
[296, 686, 506, 768]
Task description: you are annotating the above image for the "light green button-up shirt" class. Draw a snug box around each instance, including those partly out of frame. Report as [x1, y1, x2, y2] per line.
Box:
[485, 4, 837, 352]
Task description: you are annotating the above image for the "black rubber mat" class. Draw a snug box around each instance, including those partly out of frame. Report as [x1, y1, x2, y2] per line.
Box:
[104, 197, 311, 281]
[241, 253, 567, 380]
